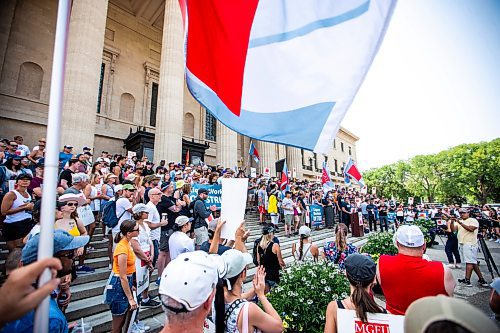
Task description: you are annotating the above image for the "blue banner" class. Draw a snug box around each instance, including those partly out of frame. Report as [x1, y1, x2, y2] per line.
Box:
[309, 205, 324, 227]
[189, 183, 222, 210]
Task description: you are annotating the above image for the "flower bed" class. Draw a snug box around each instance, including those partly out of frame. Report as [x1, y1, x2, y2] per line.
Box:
[267, 261, 349, 333]
[361, 231, 398, 263]
[412, 218, 437, 247]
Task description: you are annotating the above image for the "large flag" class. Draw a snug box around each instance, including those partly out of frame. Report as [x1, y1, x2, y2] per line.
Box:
[280, 160, 289, 192]
[344, 157, 365, 187]
[322, 161, 335, 193]
[184, 0, 396, 153]
[248, 140, 260, 163]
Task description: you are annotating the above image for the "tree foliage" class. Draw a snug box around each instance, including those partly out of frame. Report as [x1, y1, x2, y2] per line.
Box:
[363, 138, 500, 205]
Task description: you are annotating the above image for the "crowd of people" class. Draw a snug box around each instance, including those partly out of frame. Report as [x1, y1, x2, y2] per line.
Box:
[0, 136, 499, 333]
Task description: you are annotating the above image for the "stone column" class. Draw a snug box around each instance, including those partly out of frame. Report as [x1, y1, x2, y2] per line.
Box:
[153, 0, 184, 163]
[61, 0, 109, 152]
[216, 121, 238, 168]
[287, 146, 303, 179]
[258, 141, 277, 177]
[277, 145, 287, 160]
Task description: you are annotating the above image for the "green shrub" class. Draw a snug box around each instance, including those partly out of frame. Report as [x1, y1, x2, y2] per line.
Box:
[361, 231, 398, 262]
[267, 261, 349, 333]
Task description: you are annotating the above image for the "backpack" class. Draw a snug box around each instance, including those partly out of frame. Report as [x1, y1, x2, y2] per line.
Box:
[101, 200, 126, 228]
[189, 198, 201, 215]
[252, 237, 262, 266]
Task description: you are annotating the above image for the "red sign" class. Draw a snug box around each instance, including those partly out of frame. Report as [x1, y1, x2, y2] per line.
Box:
[355, 320, 391, 333]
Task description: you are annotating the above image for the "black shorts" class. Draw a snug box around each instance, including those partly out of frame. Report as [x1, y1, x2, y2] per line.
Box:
[159, 229, 174, 252]
[3, 218, 33, 241]
[493, 220, 500, 228]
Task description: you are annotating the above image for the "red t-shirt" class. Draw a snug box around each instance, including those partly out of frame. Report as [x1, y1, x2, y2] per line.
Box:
[379, 253, 447, 315]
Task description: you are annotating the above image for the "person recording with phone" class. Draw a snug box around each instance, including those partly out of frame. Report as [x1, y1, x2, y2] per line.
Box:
[441, 212, 461, 269]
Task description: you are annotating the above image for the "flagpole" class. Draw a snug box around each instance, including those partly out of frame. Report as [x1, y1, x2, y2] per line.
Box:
[34, 1, 72, 332]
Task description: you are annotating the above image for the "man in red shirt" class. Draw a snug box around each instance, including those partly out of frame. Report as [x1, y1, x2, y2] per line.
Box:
[376, 225, 456, 315]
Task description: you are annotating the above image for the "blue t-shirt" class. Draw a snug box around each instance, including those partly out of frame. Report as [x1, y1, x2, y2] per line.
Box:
[1, 297, 68, 333]
[199, 241, 231, 255]
[58, 152, 73, 169]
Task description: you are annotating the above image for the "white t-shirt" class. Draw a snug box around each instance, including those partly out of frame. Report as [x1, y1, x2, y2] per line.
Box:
[17, 144, 30, 157]
[113, 197, 132, 234]
[282, 197, 294, 215]
[133, 223, 152, 252]
[146, 201, 161, 241]
[168, 231, 194, 260]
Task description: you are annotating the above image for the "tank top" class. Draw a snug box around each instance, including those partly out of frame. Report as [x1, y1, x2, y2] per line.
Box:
[379, 254, 447, 315]
[55, 218, 80, 236]
[258, 242, 280, 282]
[293, 242, 313, 261]
[4, 190, 32, 223]
[224, 300, 259, 333]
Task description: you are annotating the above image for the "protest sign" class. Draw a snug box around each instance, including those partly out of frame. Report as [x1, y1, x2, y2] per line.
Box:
[408, 197, 414, 205]
[309, 205, 323, 227]
[355, 197, 361, 207]
[189, 183, 222, 209]
[292, 168, 297, 178]
[337, 308, 404, 333]
[220, 178, 249, 240]
[371, 187, 377, 195]
[135, 257, 150, 295]
[263, 167, 270, 178]
[250, 167, 257, 178]
[127, 151, 136, 159]
[77, 205, 95, 226]
[358, 212, 364, 226]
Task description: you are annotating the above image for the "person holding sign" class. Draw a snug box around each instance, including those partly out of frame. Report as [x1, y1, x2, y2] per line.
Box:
[324, 254, 386, 333]
[192, 188, 216, 248]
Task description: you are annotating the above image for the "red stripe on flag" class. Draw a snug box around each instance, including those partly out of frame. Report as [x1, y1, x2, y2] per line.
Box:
[186, 1, 259, 116]
[346, 164, 362, 181]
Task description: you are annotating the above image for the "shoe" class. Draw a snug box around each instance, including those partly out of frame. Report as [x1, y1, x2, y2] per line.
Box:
[447, 263, 456, 268]
[455, 264, 461, 269]
[130, 322, 145, 333]
[141, 298, 161, 308]
[458, 278, 472, 287]
[496, 239, 500, 244]
[76, 265, 95, 274]
[135, 320, 151, 331]
[478, 279, 489, 287]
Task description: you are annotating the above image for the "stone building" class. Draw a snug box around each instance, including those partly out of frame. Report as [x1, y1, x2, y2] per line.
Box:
[0, 0, 359, 184]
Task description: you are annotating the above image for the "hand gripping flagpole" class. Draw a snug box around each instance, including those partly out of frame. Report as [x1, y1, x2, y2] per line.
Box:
[34, 1, 72, 332]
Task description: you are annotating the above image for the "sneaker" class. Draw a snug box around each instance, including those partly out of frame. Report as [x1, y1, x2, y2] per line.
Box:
[130, 322, 145, 333]
[458, 278, 472, 287]
[447, 263, 456, 269]
[496, 239, 500, 244]
[140, 298, 161, 308]
[478, 279, 489, 287]
[455, 264, 461, 269]
[135, 320, 151, 331]
[76, 265, 95, 274]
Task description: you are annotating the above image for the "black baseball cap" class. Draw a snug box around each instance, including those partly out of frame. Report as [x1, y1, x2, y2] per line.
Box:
[198, 188, 209, 195]
[345, 254, 376, 283]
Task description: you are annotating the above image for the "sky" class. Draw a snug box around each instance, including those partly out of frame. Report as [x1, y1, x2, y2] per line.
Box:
[342, 0, 500, 170]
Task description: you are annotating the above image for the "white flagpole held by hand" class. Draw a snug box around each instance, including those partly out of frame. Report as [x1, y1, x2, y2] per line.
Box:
[34, 1, 72, 332]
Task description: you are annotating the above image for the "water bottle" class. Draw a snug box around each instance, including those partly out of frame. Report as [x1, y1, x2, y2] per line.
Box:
[73, 319, 92, 333]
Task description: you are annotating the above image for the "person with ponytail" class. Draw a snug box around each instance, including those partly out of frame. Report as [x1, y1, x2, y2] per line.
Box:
[257, 226, 285, 291]
[105, 219, 139, 333]
[292, 226, 319, 262]
[322, 223, 357, 270]
[324, 254, 386, 333]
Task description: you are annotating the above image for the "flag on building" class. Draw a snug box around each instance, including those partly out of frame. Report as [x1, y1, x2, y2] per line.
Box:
[248, 140, 260, 163]
[344, 157, 365, 187]
[280, 160, 289, 192]
[183, 0, 396, 153]
[322, 161, 335, 193]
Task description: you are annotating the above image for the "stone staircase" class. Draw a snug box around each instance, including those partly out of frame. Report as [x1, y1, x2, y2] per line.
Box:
[1, 212, 369, 332]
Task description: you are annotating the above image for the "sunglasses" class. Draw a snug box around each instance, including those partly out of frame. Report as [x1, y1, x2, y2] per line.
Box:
[65, 202, 78, 207]
[57, 251, 75, 260]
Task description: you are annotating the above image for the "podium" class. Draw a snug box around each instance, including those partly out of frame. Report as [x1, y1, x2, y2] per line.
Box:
[350, 213, 365, 237]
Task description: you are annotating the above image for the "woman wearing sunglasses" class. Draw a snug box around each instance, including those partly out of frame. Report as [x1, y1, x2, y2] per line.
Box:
[106, 219, 139, 333]
[54, 193, 88, 313]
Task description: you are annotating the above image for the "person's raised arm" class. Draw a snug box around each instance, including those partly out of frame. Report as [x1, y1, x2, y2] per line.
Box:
[209, 219, 225, 254]
[249, 266, 283, 333]
[234, 221, 250, 253]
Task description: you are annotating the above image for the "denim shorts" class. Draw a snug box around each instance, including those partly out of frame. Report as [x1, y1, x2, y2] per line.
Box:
[105, 275, 134, 316]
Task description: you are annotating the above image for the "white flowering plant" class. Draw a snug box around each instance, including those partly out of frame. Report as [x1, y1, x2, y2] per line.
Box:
[266, 260, 349, 333]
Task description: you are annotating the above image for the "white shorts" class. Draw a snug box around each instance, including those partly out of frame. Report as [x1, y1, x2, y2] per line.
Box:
[459, 244, 478, 264]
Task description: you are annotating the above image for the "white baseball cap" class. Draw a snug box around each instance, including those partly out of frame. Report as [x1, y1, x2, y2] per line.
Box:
[299, 226, 311, 237]
[159, 251, 218, 311]
[394, 225, 425, 248]
[132, 203, 149, 215]
[175, 215, 191, 227]
[218, 249, 253, 290]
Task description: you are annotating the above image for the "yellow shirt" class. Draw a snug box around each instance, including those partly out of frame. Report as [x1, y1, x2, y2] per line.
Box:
[268, 194, 278, 214]
[457, 217, 479, 245]
[113, 237, 136, 275]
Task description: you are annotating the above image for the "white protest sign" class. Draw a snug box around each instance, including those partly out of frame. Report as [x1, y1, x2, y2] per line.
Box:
[8, 180, 16, 192]
[127, 151, 136, 159]
[263, 167, 270, 178]
[408, 197, 414, 205]
[355, 197, 361, 207]
[337, 309, 404, 333]
[135, 257, 150, 295]
[250, 167, 257, 178]
[358, 212, 364, 226]
[127, 291, 139, 333]
[292, 168, 297, 178]
[77, 205, 95, 226]
[371, 187, 377, 195]
[361, 186, 368, 194]
[220, 178, 249, 240]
